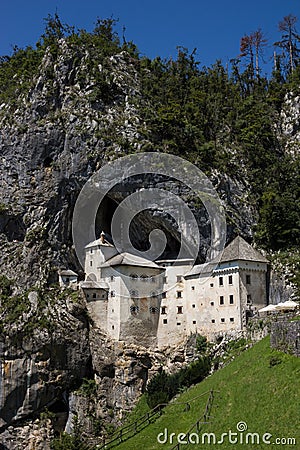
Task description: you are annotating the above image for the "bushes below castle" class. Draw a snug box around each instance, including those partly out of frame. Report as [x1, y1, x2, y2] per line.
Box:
[145, 356, 211, 409]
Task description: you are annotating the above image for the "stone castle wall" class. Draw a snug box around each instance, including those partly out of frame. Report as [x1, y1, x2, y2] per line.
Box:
[270, 321, 300, 357]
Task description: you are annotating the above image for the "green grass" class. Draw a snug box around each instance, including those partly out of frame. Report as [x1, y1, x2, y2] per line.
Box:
[115, 337, 300, 450]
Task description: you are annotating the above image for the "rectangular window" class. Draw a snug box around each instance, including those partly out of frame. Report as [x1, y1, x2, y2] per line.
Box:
[92, 293, 96, 299]
[228, 275, 233, 285]
[246, 274, 251, 285]
[163, 319, 168, 324]
[177, 306, 183, 314]
[177, 291, 182, 298]
[220, 296, 224, 305]
[211, 319, 215, 323]
[221, 318, 225, 323]
[161, 306, 167, 315]
[247, 294, 252, 304]
[110, 291, 115, 297]
[177, 322, 181, 326]
[229, 295, 234, 304]
[110, 275, 115, 282]
[177, 275, 182, 282]
[90, 249, 93, 254]
[191, 286, 195, 291]
[90, 261, 93, 267]
[162, 292, 167, 299]
[219, 277, 223, 286]
[163, 276, 167, 283]
[230, 317, 235, 322]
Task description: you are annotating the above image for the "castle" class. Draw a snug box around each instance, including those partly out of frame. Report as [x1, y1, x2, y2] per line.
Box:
[60, 233, 269, 347]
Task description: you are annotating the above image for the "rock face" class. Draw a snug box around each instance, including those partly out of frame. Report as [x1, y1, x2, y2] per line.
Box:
[280, 92, 300, 156]
[0, 290, 91, 447]
[0, 39, 266, 447]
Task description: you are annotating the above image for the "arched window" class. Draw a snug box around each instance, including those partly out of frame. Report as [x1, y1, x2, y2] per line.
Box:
[130, 273, 138, 280]
[130, 290, 139, 298]
[140, 274, 148, 282]
[150, 291, 157, 298]
[130, 305, 139, 315]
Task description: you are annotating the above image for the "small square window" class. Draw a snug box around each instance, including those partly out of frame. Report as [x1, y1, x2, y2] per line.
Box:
[163, 319, 168, 324]
[162, 292, 167, 299]
[210, 301, 214, 306]
[110, 291, 115, 297]
[220, 296, 224, 305]
[221, 318, 225, 323]
[228, 275, 233, 285]
[177, 291, 182, 298]
[230, 317, 235, 322]
[219, 277, 223, 286]
[211, 319, 215, 323]
[177, 275, 182, 282]
[177, 306, 183, 314]
[193, 320, 196, 324]
[191, 286, 195, 291]
[192, 304, 195, 308]
[229, 295, 234, 304]
[246, 274, 251, 285]
[210, 283, 214, 287]
[161, 306, 167, 314]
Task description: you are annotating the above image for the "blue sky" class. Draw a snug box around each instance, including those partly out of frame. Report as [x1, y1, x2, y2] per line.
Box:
[1, 0, 299, 74]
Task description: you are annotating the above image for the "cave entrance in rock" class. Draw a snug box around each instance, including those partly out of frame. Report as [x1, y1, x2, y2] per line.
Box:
[43, 156, 53, 168]
[95, 195, 183, 260]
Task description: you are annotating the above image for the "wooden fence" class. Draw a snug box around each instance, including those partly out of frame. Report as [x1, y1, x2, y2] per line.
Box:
[91, 390, 213, 449]
[170, 389, 217, 450]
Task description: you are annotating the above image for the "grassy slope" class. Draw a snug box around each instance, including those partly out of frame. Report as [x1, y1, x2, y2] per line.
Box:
[116, 337, 300, 450]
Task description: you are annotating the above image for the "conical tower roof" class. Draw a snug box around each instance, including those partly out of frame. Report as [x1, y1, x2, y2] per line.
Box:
[220, 236, 268, 263]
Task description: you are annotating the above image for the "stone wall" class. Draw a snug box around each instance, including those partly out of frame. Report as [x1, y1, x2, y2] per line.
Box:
[270, 321, 300, 357]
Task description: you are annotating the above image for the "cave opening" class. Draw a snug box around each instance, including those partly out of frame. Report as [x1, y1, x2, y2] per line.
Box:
[95, 194, 191, 261]
[43, 156, 53, 168]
